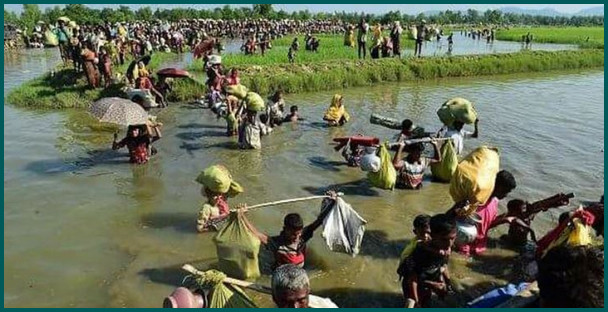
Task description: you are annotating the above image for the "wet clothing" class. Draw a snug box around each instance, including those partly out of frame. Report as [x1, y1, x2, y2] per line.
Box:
[267, 226, 314, 268]
[343, 146, 364, 167]
[115, 136, 151, 164]
[396, 158, 431, 190]
[238, 120, 270, 150]
[398, 243, 448, 301]
[439, 127, 474, 155]
[196, 196, 230, 231]
[400, 239, 419, 261]
[458, 197, 500, 256]
[137, 76, 154, 90]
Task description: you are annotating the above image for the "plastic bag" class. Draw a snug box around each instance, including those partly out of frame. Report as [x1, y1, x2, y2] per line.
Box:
[245, 92, 265, 112]
[368, 143, 397, 190]
[226, 84, 249, 100]
[450, 146, 500, 214]
[467, 283, 530, 308]
[437, 98, 478, 127]
[321, 198, 367, 256]
[360, 153, 381, 173]
[431, 140, 458, 182]
[213, 212, 261, 280]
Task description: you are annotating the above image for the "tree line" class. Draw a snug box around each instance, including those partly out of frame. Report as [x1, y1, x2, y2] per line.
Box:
[5, 4, 604, 35]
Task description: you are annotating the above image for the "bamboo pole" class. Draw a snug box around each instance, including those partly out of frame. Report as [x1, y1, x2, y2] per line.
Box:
[182, 264, 272, 294]
[229, 193, 343, 213]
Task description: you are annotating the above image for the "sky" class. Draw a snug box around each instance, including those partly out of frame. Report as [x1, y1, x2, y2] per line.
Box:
[3, 4, 604, 15]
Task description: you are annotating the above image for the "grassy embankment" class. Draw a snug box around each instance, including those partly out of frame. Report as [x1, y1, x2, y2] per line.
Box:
[9, 28, 604, 109]
[222, 49, 604, 96]
[496, 26, 604, 49]
[182, 29, 604, 96]
[6, 52, 204, 109]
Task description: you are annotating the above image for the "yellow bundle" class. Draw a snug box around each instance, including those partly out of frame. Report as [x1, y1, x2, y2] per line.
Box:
[450, 147, 500, 215]
[540, 218, 593, 258]
[368, 143, 397, 190]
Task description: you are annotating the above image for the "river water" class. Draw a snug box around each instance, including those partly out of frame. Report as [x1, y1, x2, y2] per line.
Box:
[4, 44, 603, 308]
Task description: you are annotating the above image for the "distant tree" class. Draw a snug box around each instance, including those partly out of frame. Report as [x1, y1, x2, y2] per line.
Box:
[117, 5, 135, 22]
[253, 4, 274, 18]
[136, 7, 153, 21]
[43, 6, 63, 25]
[20, 4, 42, 33]
[466, 9, 480, 24]
[4, 9, 20, 26]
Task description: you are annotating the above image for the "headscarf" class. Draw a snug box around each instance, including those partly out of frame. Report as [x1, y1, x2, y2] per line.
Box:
[324, 94, 350, 122]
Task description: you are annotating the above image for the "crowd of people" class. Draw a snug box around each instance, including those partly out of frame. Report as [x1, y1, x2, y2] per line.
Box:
[185, 51, 604, 307]
[13, 13, 603, 308]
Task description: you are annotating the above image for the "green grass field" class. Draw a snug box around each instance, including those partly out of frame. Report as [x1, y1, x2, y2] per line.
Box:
[496, 27, 604, 49]
[237, 49, 604, 96]
[191, 34, 416, 70]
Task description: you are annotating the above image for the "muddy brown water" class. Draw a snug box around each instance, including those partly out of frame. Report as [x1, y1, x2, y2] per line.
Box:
[4, 46, 603, 308]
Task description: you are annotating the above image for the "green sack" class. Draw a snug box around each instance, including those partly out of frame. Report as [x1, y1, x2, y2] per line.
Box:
[210, 282, 257, 308]
[437, 98, 478, 127]
[191, 269, 258, 308]
[368, 143, 397, 190]
[245, 92, 265, 112]
[431, 141, 458, 183]
[196, 165, 243, 196]
[213, 212, 261, 280]
[226, 84, 249, 100]
[44, 30, 59, 47]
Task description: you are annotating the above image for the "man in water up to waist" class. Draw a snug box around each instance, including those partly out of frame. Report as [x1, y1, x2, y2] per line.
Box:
[239, 191, 337, 268]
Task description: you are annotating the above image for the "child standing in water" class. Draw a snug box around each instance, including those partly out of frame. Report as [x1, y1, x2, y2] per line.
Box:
[398, 214, 456, 308]
[399, 214, 432, 260]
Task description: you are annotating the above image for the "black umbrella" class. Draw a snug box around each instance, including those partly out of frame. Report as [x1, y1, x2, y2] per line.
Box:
[126, 55, 151, 81]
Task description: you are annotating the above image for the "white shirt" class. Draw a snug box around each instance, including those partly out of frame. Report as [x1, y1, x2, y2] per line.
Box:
[440, 127, 473, 155]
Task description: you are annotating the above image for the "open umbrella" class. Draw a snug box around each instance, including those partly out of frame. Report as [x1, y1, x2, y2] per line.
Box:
[157, 68, 190, 78]
[89, 97, 148, 126]
[126, 55, 152, 81]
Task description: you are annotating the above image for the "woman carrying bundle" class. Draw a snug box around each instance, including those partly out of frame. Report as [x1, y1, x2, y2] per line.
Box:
[195, 165, 244, 232]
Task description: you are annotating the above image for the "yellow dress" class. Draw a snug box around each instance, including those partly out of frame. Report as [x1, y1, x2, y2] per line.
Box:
[324, 94, 350, 123]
